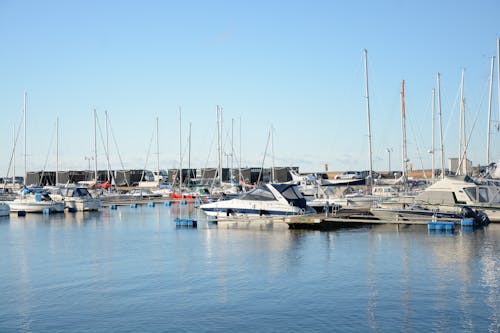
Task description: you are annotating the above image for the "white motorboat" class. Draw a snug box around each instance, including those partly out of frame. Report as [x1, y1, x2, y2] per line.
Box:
[9, 190, 65, 213]
[199, 183, 315, 218]
[125, 188, 163, 199]
[0, 202, 10, 216]
[415, 176, 500, 222]
[49, 186, 102, 211]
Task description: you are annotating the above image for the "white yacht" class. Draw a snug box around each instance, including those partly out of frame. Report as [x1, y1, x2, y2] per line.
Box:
[50, 186, 102, 211]
[9, 190, 65, 213]
[415, 176, 500, 222]
[199, 183, 315, 218]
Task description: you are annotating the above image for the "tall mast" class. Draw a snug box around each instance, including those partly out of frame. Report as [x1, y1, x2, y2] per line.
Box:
[431, 88, 436, 180]
[239, 115, 242, 183]
[23, 92, 27, 186]
[401, 80, 408, 185]
[56, 117, 59, 185]
[13, 124, 16, 184]
[437, 73, 445, 179]
[363, 49, 374, 188]
[217, 106, 223, 185]
[231, 118, 234, 181]
[496, 37, 500, 169]
[487, 56, 495, 166]
[458, 69, 466, 175]
[93, 109, 98, 183]
[271, 125, 275, 183]
[105, 110, 110, 182]
[178, 107, 183, 188]
[156, 116, 160, 175]
[188, 121, 191, 184]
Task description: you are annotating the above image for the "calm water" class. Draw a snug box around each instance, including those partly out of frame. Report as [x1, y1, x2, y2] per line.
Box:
[0, 204, 498, 333]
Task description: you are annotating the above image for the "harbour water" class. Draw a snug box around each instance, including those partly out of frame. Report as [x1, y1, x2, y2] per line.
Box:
[0, 204, 498, 332]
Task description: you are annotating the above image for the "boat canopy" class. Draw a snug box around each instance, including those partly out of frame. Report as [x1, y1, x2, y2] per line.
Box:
[415, 190, 458, 205]
[240, 186, 276, 201]
[65, 187, 92, 198]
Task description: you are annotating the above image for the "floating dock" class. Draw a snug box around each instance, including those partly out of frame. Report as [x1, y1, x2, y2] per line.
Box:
[284, 209, 490, 230]
[284, 209, 463, 230]
[285, 209, 377, 230]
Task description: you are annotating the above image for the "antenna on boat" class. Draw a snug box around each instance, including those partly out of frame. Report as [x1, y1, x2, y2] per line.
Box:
[363, 49, 374, 189]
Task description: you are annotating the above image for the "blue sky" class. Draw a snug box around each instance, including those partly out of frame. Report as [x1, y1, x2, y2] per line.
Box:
[0, 0, 499, 176]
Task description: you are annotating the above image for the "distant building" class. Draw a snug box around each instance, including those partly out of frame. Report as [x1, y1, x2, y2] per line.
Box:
[448, 157, 472, 175]
[22, 166, 299, 186]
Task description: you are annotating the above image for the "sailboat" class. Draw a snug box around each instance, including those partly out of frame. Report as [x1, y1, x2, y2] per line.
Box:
[138, 117, 169, 189]
[9, 187, 65, 213]
[42, 117, 102, 212]
[7, 93, 65, 214]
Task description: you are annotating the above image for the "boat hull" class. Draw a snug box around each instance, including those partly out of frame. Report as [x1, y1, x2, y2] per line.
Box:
[200, 200, 309, 218]
[0, 203, 10, 217]
[9, 201, 65, 213]
[64, 198, 102, 212]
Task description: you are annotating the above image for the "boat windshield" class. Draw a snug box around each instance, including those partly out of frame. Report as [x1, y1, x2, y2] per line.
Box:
[478, 187, 489, 202]
[464, 187, 489, 203]
[272, 184, 307, 208]
[463, 187, 474, 201]
[75, 188, 92, 198]
[278, 185, 302, 200]
[240, 186, 276, 201]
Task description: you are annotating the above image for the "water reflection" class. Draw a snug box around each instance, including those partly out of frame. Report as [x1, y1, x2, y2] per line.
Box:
[0, 206, 498, 332]
[480, 225, 500, 333]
